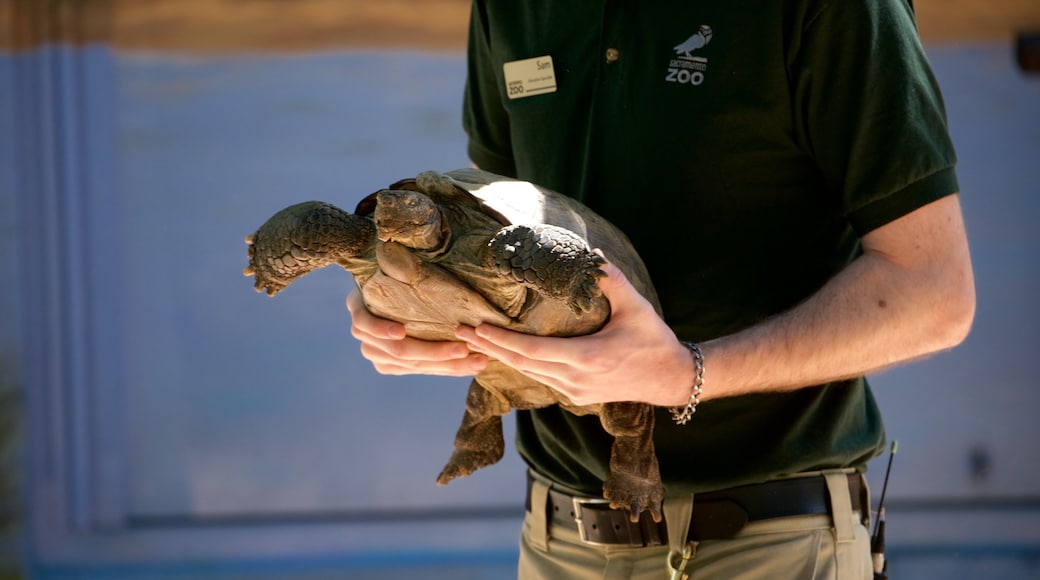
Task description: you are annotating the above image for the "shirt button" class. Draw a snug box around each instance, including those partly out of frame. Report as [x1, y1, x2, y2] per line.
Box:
[605, 48, 620, 64]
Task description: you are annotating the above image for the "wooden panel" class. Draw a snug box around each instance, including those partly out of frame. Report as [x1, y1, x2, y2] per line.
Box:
[102, 0, 1040, 55]
[110, 0, 470, 53]
[915, 0, 1040, 42]
[0, 0, 112, 51]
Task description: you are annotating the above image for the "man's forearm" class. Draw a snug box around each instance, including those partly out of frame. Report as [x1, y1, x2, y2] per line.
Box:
[699, 194, 975, 399]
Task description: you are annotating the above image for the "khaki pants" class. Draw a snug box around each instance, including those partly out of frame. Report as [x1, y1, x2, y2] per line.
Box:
[518, 470, 873, 580]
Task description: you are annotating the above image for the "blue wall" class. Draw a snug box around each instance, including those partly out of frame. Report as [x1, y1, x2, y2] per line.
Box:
[6, 41, 1040, 579]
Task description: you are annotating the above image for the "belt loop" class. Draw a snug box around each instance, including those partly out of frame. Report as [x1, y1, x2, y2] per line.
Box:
[823, 470, 855, 544]
[528, 473, 551, 552]
[663, 494, 695, 553]
[663, 494, 696, 580]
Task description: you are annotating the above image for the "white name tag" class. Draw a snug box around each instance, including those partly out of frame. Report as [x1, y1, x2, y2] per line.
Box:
[503, 55, 557, 100]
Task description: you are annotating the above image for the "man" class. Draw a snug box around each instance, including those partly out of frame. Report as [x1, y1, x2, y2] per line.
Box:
[347, 0, 976, 577]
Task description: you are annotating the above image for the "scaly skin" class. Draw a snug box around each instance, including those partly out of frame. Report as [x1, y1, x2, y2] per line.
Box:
[484, 223, 607, 316]
[373, 190, 444, 250]
[245, 201, 376, 296]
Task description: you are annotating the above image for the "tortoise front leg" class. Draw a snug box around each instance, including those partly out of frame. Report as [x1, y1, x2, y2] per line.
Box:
[245, 201, 376, 296]
[436, 379, 511, 485]
[483, 223, 608, 316]
[599, 402, 664, 523]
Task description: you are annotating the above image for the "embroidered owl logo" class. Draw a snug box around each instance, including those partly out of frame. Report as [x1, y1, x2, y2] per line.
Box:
[673, 25, 713, 58]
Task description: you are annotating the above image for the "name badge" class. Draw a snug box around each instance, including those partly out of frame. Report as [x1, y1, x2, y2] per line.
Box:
[503, 55, 557, 100]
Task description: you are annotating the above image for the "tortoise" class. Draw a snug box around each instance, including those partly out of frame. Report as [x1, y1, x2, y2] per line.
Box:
[244, 168, 665, 522]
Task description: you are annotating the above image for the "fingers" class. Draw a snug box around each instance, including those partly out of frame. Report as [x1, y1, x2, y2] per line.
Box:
[454, 259, 687, 407]
[457, 324, 578, 366]
[346, 290, 488, 376]
[456, 324, 600, 403]
[595, 258, 650, 317]
[362, 348, 487, 377]
[346, 290, 405, 340]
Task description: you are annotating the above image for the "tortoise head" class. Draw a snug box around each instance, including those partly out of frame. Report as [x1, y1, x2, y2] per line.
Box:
[244, 201, 376, 296]
[372, 189, 445, 251]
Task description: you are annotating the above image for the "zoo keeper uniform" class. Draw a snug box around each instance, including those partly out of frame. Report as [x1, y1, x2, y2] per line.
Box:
[463, 0, 959, 577]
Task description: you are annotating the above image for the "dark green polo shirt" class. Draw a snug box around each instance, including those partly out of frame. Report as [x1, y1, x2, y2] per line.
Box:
[463, 0, 958, 494]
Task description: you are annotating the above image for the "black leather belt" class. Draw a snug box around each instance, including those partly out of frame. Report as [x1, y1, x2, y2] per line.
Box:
[527, 472, 863, 547]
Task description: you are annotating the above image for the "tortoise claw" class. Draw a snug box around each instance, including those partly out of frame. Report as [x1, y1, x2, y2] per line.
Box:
[603, 471, 665, 523]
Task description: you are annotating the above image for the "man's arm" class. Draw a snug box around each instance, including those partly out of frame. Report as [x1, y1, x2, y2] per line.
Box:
[701, 193, 975, 398]
[456, 194, 975, 406]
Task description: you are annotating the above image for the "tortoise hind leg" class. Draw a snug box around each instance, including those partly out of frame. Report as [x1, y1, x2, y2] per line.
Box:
[436, 379, 511, 485]
[599, 402, 664, 523]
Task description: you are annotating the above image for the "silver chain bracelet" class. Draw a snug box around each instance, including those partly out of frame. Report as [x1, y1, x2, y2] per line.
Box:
[669, 341, 704, 425]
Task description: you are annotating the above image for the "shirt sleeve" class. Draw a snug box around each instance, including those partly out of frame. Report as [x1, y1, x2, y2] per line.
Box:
[788, 0, 960, 234]
[462, 0, 517, 177]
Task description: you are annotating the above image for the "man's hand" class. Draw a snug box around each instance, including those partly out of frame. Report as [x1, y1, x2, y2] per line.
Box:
[455, 260, 696, 407]
[345, 290, 489, 376]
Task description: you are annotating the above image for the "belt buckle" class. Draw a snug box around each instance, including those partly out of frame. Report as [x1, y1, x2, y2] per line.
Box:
[572, 496, 612, 546]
